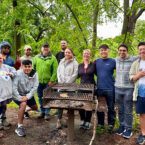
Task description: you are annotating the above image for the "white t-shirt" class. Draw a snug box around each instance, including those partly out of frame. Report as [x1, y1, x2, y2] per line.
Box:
[138, 60, 145, 97]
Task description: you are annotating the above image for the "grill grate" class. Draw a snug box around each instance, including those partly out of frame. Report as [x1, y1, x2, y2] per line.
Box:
[51, 83, 94, 91]
[44, 92, 93, 101]
[43, 83, 94, 102]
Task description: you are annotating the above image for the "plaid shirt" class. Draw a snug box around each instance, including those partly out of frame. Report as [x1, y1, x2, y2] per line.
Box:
[115, 56, 137, 88]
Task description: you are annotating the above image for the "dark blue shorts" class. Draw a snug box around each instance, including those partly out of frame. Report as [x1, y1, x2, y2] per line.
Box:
[136, 96, 145, 114]
[14, 97, 37, 108]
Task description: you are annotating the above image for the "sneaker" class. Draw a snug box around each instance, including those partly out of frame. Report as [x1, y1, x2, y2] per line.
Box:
[83, 122, 91, 130]
[137, 135, 145, 144]
[79, 121, 85, 129]
[15, 126, 26, 137]
[2, 119, 11, 127]
[24, 112, 30, 119]
[44, 114, 50, 121]
[122, 129, 133, 139]
[115, 126, 125, 135]
[37, 113, 45, 119]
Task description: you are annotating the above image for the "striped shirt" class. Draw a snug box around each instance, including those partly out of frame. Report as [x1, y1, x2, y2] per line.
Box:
[115, 56, 137, 88]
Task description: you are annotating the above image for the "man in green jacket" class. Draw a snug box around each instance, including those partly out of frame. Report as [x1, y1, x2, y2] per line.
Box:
[33, 43, 58, 120]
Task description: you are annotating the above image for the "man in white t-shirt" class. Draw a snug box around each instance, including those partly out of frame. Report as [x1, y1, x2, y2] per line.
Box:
[129, 42, 145, 144]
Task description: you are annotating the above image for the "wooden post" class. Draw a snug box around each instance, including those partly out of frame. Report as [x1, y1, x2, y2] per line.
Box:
[67, 109, 75, 145]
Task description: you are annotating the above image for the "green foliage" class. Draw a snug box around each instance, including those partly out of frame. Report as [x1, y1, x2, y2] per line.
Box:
[0, 0, 144, 60]
[134, 20, 145, 44]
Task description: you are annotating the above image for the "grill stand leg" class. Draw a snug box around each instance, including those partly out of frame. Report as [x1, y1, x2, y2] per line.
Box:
[67, 109, 75, 145]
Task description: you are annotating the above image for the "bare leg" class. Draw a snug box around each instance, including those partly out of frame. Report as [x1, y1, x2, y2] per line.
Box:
[18, 102, 27, 124]
[140, 114, 145, 135]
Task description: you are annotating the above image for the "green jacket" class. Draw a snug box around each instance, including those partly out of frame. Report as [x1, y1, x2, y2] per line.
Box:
[33, 53, 58, 84]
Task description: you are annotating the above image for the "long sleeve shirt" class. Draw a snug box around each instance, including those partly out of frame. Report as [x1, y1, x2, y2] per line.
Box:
[13, 69, 38, 101]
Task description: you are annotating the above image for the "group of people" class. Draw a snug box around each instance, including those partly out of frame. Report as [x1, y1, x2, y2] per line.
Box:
[0, 40, 145, 145]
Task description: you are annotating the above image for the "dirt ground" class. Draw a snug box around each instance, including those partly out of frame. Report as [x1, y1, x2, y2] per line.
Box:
[0, 108, 140, 145]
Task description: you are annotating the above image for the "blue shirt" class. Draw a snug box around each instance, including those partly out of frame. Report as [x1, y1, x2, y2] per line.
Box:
[138, 84, 145, 97]
[3, 55, 14, 67]
[95, 58, 116, 90]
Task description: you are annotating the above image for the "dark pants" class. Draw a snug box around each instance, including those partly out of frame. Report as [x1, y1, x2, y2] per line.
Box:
[79, 110, 92, 123]
[0, 106, 3, 121]
[14, 97, 37, 108]
[0, 105, 6, 120]
[97, 89, 115, 126]
[57, 109, 63, 119]
[115, 87, 133, 129]
[37, 83, 50, 115]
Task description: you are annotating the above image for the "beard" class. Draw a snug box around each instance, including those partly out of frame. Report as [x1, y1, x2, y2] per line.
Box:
[3, 52, 9, 55]
[62, 47, 66, 51]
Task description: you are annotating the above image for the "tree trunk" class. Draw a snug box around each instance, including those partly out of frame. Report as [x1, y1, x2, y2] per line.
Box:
[13, 0, 21, 56]
[122, 8, 137, 34]
[121, 0, 129, 35]
[92, 1, 99, 49]
[121, 0, 145, 44]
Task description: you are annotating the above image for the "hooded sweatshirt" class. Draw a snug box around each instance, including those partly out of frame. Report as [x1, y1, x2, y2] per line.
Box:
[0, 64, 16, 102]
[0, 41, 14, 67]
[115, 56, 138, 88]
[13, 69, 38, 101]
[57, 57, 78, 83]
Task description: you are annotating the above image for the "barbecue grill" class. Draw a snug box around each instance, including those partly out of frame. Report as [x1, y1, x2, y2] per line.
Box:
[43, 83, 95, 110]
[43, 83, 97, 144]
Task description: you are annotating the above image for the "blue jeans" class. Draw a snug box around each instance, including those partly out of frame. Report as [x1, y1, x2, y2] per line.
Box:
[97, 89, 115, 126]
[37, 83, 50, 115]
[115, 87, 133, 130]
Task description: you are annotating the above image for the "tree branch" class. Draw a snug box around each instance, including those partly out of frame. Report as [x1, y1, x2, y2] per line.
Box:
[110, 0, 124, 13]
[27, 0, 44, 16]
[65, 3, 88, 46]
[135, 8, 145, 20]
[36, 28, 48, 42]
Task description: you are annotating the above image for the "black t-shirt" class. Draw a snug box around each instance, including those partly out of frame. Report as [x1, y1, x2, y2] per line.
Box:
[78, 62, 96, 84]
[56, 51, 65, 63]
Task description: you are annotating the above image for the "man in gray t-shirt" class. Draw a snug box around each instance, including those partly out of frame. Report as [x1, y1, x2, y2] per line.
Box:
[115, 44, 137, 139]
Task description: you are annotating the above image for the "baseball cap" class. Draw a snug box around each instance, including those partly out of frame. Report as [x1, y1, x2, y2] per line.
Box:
[42, 43, 49, 48]
[24, 45, 32, 50]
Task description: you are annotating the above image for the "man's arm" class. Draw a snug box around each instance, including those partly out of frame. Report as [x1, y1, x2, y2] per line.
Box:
[26, 73, 39, 99]
[12, 76, 22, 101]
[49, 56, 58, 84]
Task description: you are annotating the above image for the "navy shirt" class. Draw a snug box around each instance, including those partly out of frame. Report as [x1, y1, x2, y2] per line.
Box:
[56, 51, 65, 63]
[95, 58, 116, 90]
[3, 55, 14, 67]
[78, 62, 96, 84]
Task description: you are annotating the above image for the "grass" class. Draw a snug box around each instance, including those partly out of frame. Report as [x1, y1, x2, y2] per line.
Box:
[96, 109, 140, 135]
